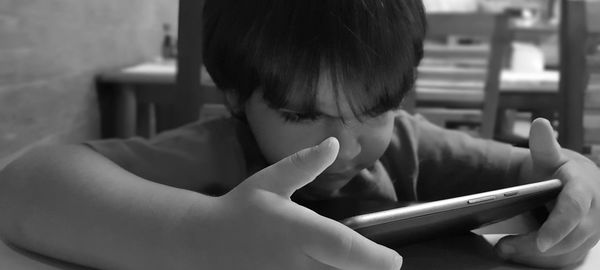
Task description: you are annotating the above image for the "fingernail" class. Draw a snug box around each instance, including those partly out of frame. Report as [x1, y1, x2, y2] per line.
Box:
[392, 254, 403, 269]
[537, 237, 553, 252]
[500, 243, 515, 257]
[318, 137, 337, 149]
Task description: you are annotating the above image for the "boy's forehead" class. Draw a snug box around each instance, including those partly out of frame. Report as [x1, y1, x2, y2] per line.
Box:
[315, 87, 354, 117]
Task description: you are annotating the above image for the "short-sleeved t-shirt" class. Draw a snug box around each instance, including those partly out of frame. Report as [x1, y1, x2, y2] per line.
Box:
[84, 111, 516, 203]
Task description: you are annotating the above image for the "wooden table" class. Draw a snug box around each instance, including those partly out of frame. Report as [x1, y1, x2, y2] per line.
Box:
[95, 61, 222, 138]
[1, 208, 597, 269]
[2, 233, 598, 270]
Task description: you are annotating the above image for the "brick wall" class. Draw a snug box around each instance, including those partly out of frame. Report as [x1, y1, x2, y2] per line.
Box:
[0, 0, 178, 168]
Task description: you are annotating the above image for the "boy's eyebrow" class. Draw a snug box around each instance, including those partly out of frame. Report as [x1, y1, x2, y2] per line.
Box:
[278, 106, 382, 120]
[273, 99, 393, 119]
[278, 107, 336, 118]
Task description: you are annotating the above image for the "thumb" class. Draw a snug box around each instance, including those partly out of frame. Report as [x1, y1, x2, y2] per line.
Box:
[495, 232, 540, 261]
[244, 137, 340, 197]
[529, 118, 566, 173]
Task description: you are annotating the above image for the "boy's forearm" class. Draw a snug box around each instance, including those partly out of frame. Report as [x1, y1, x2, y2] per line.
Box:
[0, 145, 212, 269]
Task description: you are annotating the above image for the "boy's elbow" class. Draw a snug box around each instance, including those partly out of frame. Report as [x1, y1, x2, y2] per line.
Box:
[0, 151, 32, 242]
[0, 145, 77, 242]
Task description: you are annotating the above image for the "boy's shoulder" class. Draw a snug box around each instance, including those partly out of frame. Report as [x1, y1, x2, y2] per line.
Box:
[390, 110, 512, 157]
[91, 115, 244, 156]
[392, 110, 440, 140]
[152, 115, 241, 146]
[84, 115, 252, 193]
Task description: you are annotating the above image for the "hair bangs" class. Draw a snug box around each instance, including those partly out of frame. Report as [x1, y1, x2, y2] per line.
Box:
[203, 0, 426, 118]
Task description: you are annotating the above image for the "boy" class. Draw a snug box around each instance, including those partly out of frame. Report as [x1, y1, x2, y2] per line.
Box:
[1, 0, 599, 269]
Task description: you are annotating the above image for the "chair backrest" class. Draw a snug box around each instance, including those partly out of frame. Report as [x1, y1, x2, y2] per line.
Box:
[558, 0, 600, 152]
[173, 0, 206, 129]
[413, 12, 513, 139]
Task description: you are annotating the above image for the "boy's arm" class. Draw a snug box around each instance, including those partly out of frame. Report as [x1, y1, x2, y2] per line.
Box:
[0, 145, 205, 269]
[0, 141, 402, 270]
[497, 119, 600, 268]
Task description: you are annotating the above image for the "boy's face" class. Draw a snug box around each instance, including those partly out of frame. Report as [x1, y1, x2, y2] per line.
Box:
[244, 75, 397, 195]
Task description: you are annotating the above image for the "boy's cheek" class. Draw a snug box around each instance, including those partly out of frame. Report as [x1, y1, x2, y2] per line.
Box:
[258, 133, 324, 164]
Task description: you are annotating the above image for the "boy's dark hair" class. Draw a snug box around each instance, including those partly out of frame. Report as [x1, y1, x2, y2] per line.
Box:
[203, 0, 426, 119]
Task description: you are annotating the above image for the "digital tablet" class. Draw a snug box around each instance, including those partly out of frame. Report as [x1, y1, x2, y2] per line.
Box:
[303, 179, 562, 245]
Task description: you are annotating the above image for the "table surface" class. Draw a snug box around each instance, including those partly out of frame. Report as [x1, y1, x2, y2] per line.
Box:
[2, 234, 598, 270]
[3, 214, 598, 270]
[98, 60, 215, 86]
[100, 61, 560, 92]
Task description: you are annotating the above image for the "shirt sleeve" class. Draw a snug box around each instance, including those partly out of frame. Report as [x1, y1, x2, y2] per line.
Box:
[83, 118, 248, 195]
[396, 112, 516, 201]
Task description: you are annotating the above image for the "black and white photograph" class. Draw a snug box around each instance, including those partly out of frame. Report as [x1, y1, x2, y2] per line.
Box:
[1, 0, 600, 269]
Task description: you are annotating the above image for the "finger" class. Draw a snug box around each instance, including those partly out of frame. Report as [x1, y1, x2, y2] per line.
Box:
[301, 216, 402, 270]
[304, 255, 342, 270]
[244, 137, 339, 197]
[496, 232, 538, 259]
[542, 218, 598, 256]
[330, 233, 402, 270]
[537, 184, 592, 252]
[529, 118, 567, 174]
[497, 232, 598, 268]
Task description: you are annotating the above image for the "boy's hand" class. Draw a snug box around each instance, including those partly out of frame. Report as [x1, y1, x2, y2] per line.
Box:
[184, 137, 402, 270]
[496, 119, 600, 268]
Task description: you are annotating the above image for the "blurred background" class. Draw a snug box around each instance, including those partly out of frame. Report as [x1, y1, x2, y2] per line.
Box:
[0, 0, 178, 168]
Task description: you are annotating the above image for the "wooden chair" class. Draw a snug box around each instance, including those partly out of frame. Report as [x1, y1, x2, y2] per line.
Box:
[172, 0, 206, 129]
[95, 0, 220, 139]
[409, 12, 513, 139]
[559, 0, 600, 153]
[173, 0, 227, 130]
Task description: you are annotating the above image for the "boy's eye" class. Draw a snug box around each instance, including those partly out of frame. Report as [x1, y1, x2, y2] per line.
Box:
[279, 110, 322, 123]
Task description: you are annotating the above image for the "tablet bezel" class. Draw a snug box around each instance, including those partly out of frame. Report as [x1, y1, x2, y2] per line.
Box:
[341, 179, 562, 229]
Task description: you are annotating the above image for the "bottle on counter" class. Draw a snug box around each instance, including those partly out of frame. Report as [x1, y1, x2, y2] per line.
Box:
[161, 23, 177, 61]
